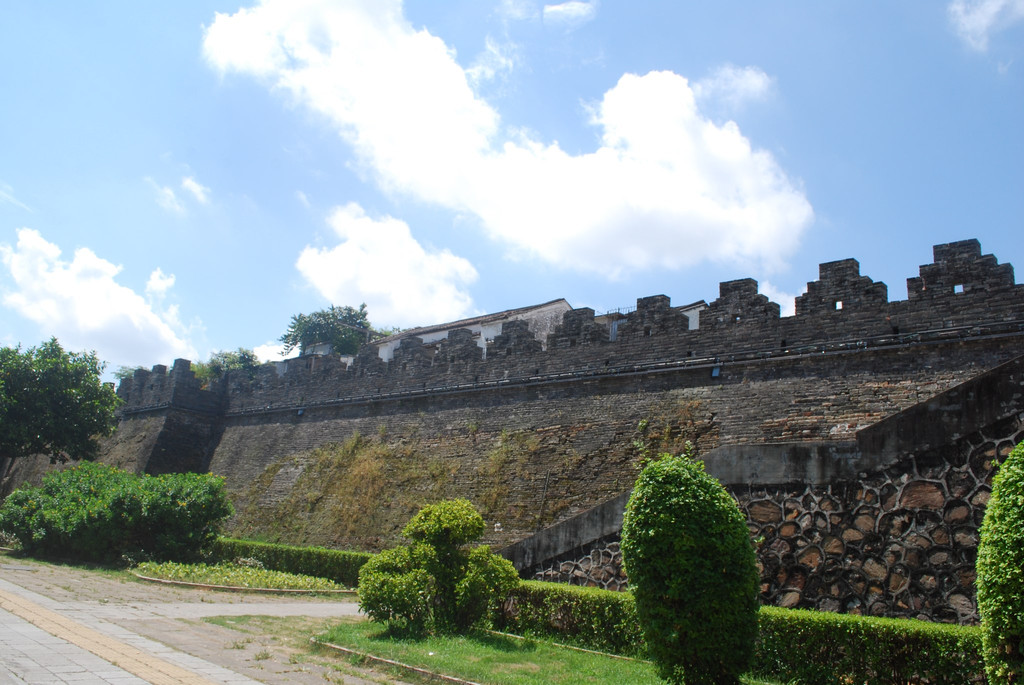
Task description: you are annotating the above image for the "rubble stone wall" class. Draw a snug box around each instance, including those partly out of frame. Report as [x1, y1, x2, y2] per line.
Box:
[526, 411, 1024, 624]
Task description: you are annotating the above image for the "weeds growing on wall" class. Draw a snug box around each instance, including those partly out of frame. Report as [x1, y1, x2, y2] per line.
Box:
[228, 433, 437, 550]
[631, 400, 719, 468]
[478, 429, 539, 518]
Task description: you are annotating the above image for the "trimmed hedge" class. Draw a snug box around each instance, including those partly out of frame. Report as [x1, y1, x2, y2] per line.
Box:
[494, 581, 645, 658]
[208, 538, 372, 588]
[753, 606, 984, 685]
[496, 580, 984, 684]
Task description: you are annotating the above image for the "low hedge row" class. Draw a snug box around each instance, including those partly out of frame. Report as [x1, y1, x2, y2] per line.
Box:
[208, 538, 372, 588]
[753, 606, 984, 685]
[205, 541, 985, 683]
[496, 581, 985, 684]
[494, 581, 645, 657]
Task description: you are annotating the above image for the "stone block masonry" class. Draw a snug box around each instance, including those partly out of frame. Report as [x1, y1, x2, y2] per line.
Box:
[11, 237, 1012, 623]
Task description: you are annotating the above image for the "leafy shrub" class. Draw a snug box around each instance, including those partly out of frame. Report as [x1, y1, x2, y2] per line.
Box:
[358, 545, 436, 635]
[0, 462, 232, 563]
[621, 451, 760, 685]
[208, 537, 371, 588]
[977, 440, 1024, 684]
[358, 498, 519, 635]
[495, 580, 645, 657]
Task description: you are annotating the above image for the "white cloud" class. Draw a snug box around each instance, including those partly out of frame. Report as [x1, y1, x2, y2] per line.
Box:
[758, 281, 803, 318]
[181, 176, 211, 204]
[693, 64, 774, 111]
[204, 1, 812, 278]
[295, 202, 478, 328]
[949, 0, 1024, 51]
[254, 341, 296, 362]
[467, 36, 518, 86]
[146, 177, 185, 214]
[296, 190, 311, 208]
[0, 228, 197, 368]
[145, 267, 176, 298]
[543, 1, 598, 26]
[0, 182, 32, 212]
[498, 0, 538, 21]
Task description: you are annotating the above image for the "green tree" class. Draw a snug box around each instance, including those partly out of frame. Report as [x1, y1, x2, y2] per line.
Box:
[977, 440, 1024, 684]
[358, 498, 519, 636]
[279, 304, 375, 356]
[113, 365, 143, 382]
[191, 348, 262, 387]
[0, 339, 120, 477]
[621, 446, 760, 685]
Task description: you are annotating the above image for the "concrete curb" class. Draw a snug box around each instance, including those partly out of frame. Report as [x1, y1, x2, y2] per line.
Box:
[312, 638, 483, 685]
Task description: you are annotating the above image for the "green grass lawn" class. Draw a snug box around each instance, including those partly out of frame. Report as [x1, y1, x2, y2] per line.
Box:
[317, 618, 780, 685]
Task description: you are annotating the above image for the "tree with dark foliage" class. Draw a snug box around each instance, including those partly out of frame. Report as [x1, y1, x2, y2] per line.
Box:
[0, 338, 120, 478]
[279, 304, 375, 356]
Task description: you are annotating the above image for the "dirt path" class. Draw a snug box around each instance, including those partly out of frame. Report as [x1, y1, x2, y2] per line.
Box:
[0, 551, 412, 685]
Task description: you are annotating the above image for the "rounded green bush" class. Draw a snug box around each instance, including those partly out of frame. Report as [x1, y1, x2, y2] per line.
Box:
[358, 544, 436, 635]
[621, 452, 759, 685]
[403, 498, 486, 548]
[977, 440, 1024, 684]
[358, 498, 519, 635]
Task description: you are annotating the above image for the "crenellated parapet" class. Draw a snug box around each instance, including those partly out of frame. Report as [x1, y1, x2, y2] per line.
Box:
[489, 319, 543, 357]
[704, 278, 781, 328]
[436, 328, 482, 367]
[546, 308, 610, 349]
[908, 239, 1015, 301]
[116, 358, 221, 415]
[896, 239, 1020, 331]
[617, 295, 686, 342]
[115, 239, 1024, 419]
[796, 259, 888, 317]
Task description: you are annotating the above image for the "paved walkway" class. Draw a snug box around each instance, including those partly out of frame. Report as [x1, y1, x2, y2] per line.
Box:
[0, 561, 377, 685]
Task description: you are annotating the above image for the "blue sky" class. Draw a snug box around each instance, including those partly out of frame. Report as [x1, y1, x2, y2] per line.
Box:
[1, 1, 1021, 375]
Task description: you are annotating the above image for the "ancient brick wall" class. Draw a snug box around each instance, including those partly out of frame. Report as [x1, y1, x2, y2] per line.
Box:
[73, 238, 1022, 615]
[0, 237, 1013, 621]
[97, 240, 1023, 551]
[158, 336, 1012, 546]
[114, 239, 1023, 428]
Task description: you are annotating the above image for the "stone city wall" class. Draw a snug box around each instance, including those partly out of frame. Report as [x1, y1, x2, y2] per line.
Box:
[526, 413, 1023, 623]
[7, 238, 1020, 624]
[518, 354, 1024, 624]
[115, 239, 1023, 426]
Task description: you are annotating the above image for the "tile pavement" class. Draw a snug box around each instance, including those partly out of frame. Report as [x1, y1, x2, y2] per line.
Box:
[0, 569, 363, 685]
